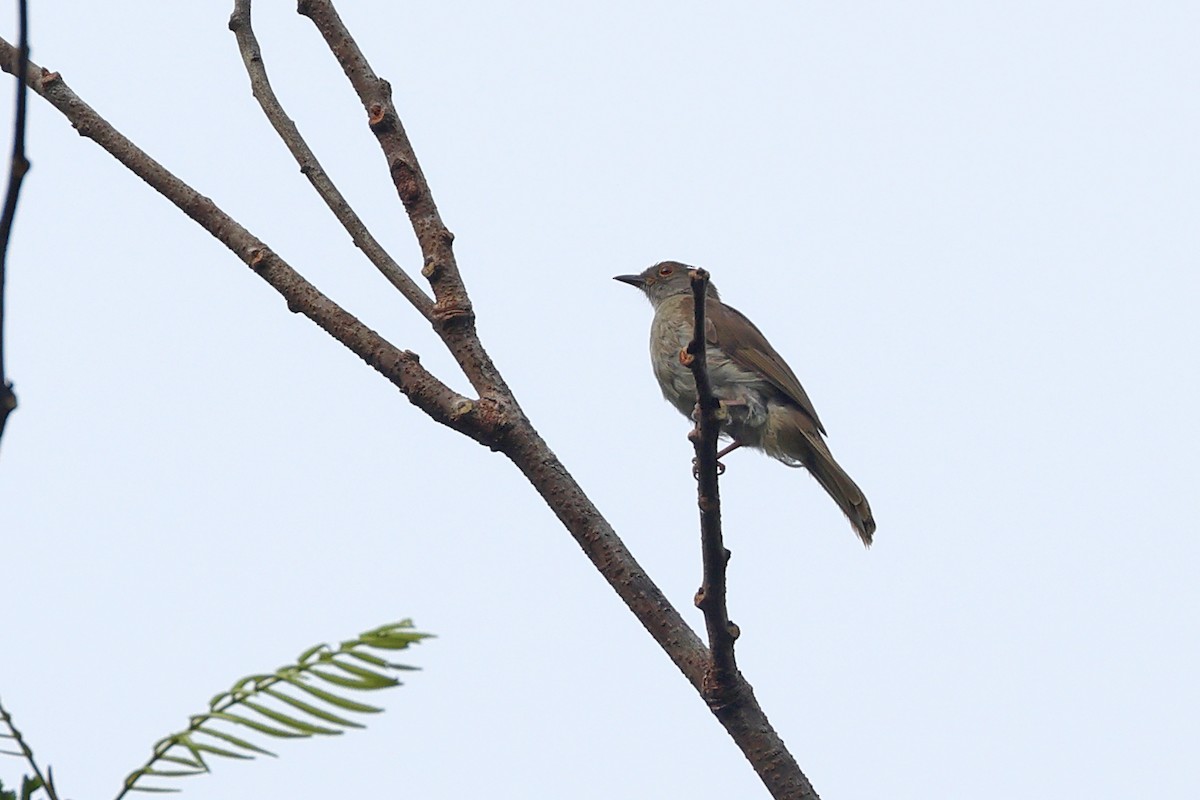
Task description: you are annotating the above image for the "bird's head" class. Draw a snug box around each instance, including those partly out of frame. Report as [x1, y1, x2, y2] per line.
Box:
[613, 261, 719, 307]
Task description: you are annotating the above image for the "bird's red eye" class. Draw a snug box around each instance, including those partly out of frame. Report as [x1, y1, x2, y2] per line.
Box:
[658, 265, 673, 276]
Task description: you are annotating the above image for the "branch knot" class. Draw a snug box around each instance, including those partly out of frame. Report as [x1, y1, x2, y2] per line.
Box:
[367, 103, 395, 132]
[247, 247, 271, 272]
[389, 158, 421, 204]
[431, 300, 474, 327]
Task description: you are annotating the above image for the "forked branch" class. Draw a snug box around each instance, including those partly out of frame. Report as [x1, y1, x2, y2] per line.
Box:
[298, 0, 509, 399]
[227, 0, 433, 320]
[0, 43, 488, 447]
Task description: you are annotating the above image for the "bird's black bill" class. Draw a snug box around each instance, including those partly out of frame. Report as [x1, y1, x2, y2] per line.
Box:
[613, 274, 646, 288]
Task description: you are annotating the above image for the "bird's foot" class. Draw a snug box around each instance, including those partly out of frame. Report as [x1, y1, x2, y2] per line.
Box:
[692, 457, 727, 480]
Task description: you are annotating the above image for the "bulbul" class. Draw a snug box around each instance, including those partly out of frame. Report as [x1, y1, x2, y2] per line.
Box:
[615, 261, 875, 546]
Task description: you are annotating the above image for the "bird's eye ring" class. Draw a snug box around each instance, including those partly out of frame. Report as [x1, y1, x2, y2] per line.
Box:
[658, 265, 673, 276]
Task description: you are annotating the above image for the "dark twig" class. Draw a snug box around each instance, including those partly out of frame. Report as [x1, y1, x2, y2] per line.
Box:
[684, 268, 738, 682]
[0, 0, 30, 449]
[227, 0, 434, 321]
[0, 697, 61, 800]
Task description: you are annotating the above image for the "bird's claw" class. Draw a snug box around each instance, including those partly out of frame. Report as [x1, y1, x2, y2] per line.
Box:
[692, 457, 727, 480]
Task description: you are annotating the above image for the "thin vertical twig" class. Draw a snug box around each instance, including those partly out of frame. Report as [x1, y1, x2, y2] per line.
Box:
[0, 0, 30, 449]
[683, 268, 738, 682]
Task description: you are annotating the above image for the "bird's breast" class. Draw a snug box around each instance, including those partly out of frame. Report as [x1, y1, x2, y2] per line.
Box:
[648, 297, 700, 416]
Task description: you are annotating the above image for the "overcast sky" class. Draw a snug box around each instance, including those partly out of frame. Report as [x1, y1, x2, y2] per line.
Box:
[3, 2, 1198, 798]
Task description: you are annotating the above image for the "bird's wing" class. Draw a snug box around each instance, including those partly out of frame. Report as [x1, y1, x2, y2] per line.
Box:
[705, 297, 827, 435]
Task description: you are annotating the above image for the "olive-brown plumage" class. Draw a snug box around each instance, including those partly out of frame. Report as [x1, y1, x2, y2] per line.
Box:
[615, 261, 875, 546]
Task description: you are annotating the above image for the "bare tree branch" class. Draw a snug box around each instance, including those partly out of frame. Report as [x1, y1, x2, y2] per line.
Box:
[684, 268, 739, 681]
[0, 10, 822, 795]
[296, 0, 507, 399]
[0, 44, 485, 446]
[227, 0, 434, 321]
[0, 0, 29, 450]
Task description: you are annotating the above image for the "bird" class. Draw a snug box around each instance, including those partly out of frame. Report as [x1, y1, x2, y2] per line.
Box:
[614, 261, 875, 546]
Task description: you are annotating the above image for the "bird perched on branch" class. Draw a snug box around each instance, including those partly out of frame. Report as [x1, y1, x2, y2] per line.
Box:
[615, 261, 875, 546]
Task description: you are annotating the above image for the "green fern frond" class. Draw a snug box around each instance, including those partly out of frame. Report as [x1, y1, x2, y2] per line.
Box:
[117, 620, 431, 798]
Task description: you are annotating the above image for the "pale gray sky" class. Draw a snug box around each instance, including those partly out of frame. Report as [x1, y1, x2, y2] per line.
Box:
[3, 2, 1198, 798]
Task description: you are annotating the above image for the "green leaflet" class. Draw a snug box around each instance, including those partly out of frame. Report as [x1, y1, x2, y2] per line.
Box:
[276, 676, 383, 713]
[206, 711, 307, 739]
[239, 701, 343, 736]
[296, 643, 330, 663]
[175, 735, 210, 771]
[193, 726, 276, 757]
[321, 659, 401, 687]
[23, 776, 43, 800]
[192, 742, 255, 761]
[344, 650, 390, 667]
[306, 668, 391, 691]
[125, 786, 182, 794]
[360, 632, 432, 650]
[154, 753, 207, 769]
[261, 687, 365, 729]
[135, 768, 207, 778]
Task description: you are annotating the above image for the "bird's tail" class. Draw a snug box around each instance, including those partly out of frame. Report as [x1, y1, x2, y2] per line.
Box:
[767, 407, 876, 546]
[806, 445, 875, 547]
